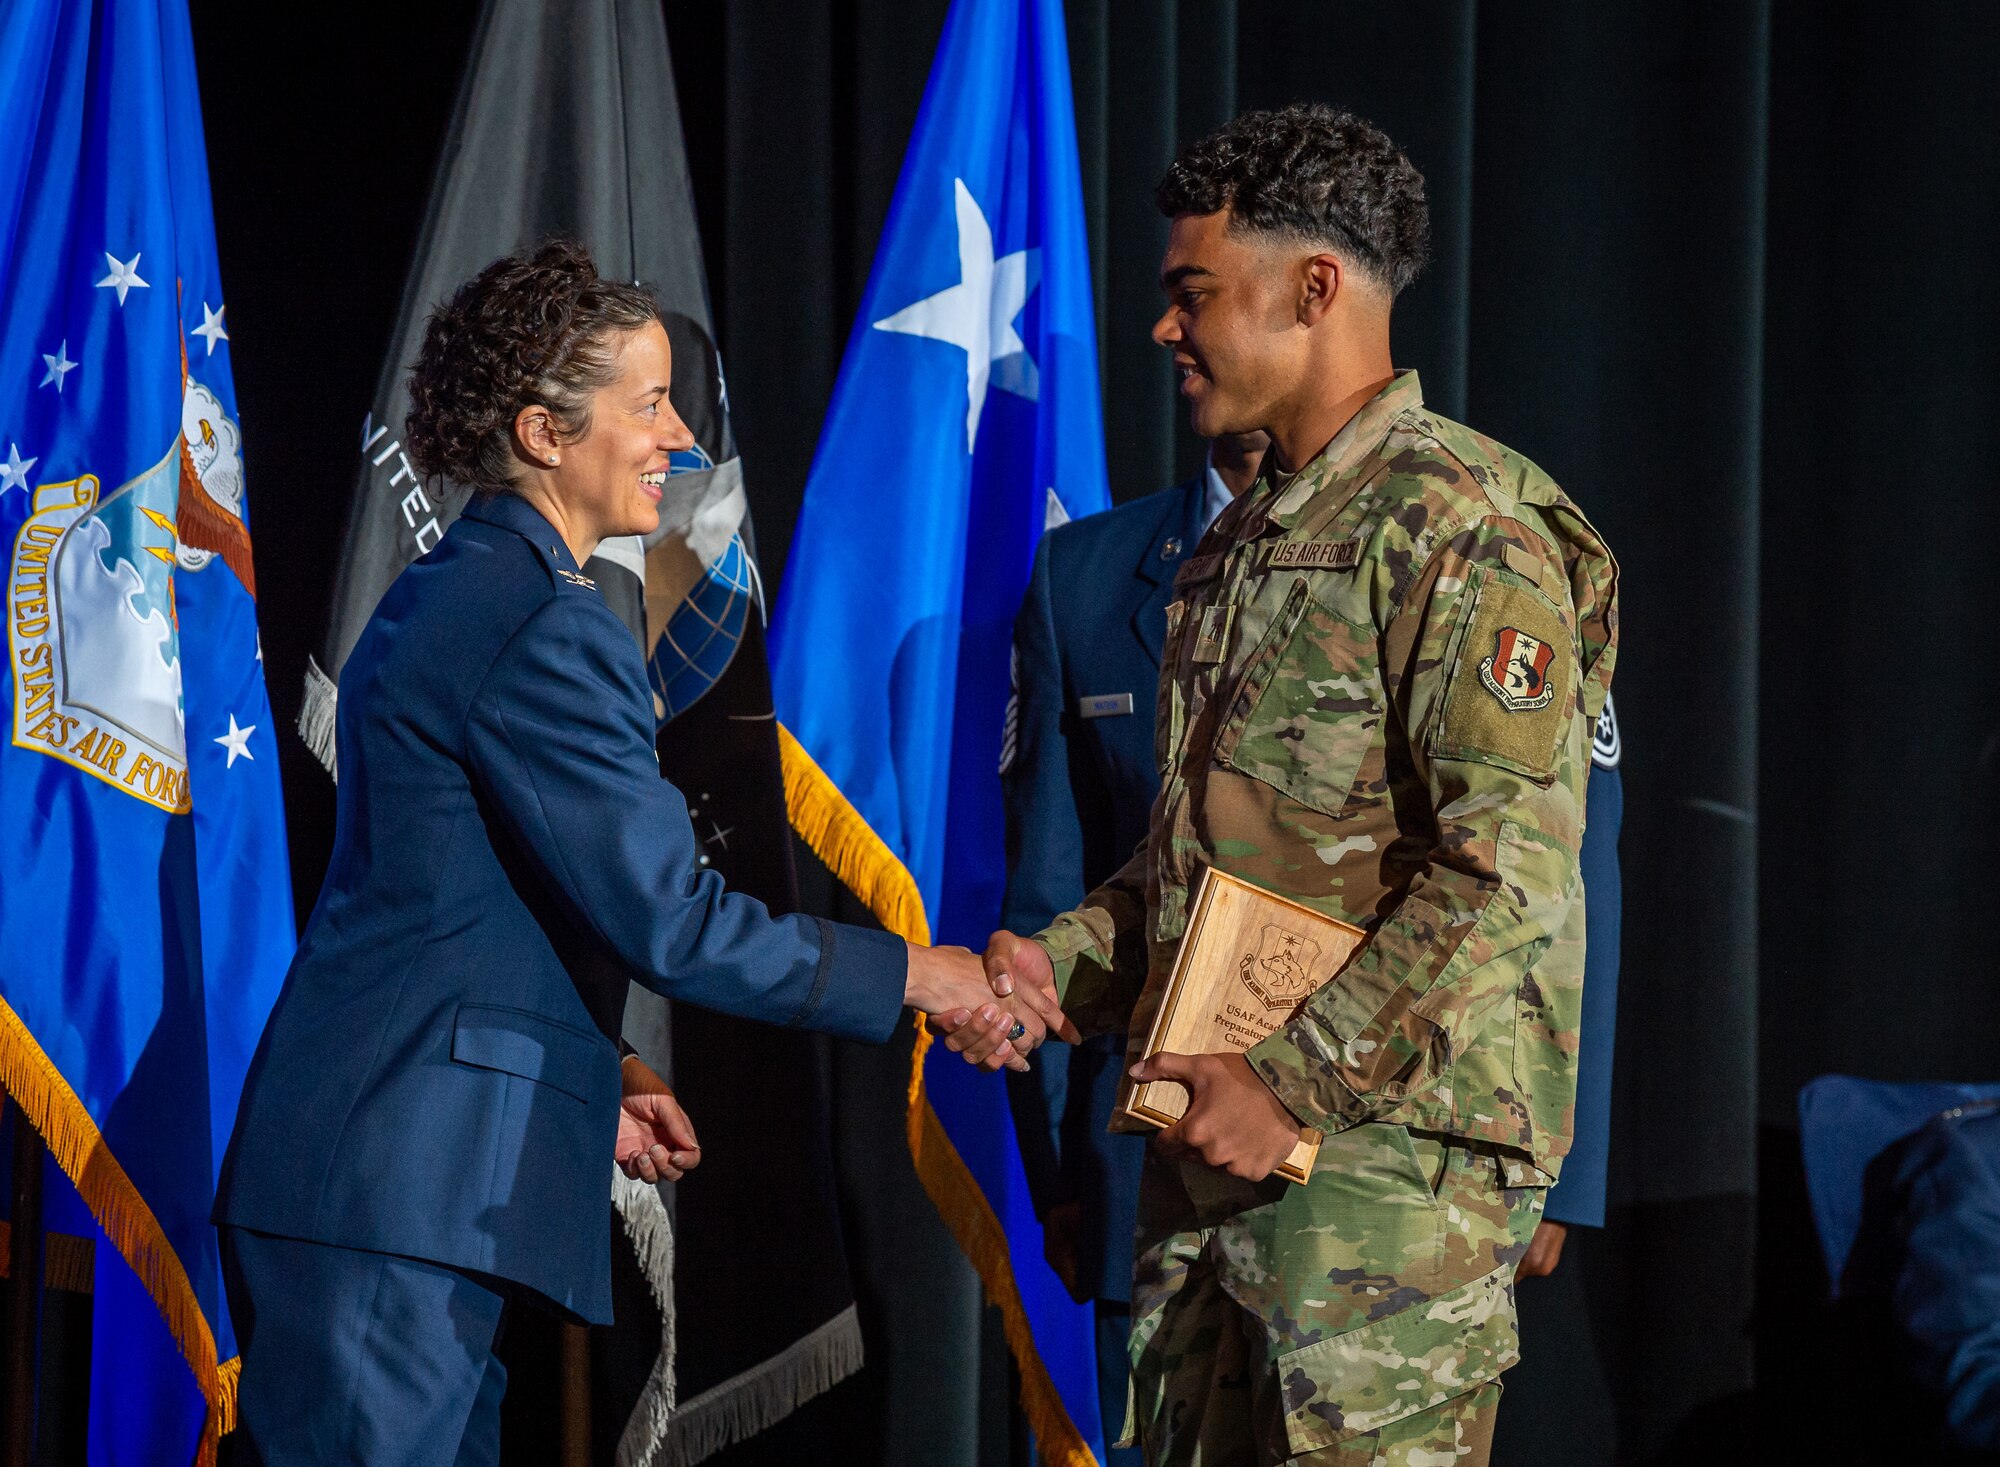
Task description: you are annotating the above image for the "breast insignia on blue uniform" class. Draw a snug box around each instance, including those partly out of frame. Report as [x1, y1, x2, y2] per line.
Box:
[1592, 692, 1622, 770]
[1078, 693, 1134, 719]
[1160, 536, 1182, 561]
[556, 568, 597, 590]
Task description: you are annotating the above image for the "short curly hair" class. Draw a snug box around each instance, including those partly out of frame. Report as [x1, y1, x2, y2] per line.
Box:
[1156, 104, 1429, 297]
[405, 239, 660, 495]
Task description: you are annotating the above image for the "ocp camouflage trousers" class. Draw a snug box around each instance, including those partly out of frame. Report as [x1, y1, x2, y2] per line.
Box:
[1124, 1123, 1542, 1466]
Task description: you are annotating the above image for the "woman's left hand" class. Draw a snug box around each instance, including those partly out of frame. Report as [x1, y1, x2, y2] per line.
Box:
[618, 1054, 700, 1183]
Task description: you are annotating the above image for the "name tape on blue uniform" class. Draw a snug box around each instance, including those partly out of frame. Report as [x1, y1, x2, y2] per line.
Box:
[1078, 693, 1134, 719]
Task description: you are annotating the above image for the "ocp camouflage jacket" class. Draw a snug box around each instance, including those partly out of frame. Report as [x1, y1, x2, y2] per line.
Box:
[1033, 371, 1619, 1184]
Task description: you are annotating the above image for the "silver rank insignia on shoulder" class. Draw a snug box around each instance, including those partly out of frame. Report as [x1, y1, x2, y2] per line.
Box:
[555, 568, 597, 590]
[1269, 537, 1361, 570]
[1079, 693, 1134, 719]
[1592, 692, 1622, 769]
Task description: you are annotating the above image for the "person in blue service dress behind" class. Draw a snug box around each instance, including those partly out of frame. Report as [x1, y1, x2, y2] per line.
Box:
[1000, 430, 1267, 1462]
[1001, 434, 1623, 1458]
[215, 241, 1057, 1465]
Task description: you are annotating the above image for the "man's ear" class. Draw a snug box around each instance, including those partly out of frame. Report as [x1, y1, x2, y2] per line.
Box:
[1298, 253, 1341, 326]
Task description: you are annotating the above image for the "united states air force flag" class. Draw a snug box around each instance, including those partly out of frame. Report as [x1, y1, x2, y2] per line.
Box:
[767, 0, 1109, 1458]
[0, 0, 293, 1459]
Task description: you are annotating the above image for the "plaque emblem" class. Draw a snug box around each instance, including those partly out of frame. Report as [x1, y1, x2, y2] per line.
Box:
[1238, 924, 1322, 1010]
[1478, 625, 1557, 712]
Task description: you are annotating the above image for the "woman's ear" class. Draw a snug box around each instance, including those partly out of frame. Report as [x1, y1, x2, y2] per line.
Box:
[514, 405, 561, 466]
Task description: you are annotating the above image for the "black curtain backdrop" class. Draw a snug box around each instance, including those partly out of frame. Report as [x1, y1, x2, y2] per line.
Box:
[186, 1, 2000, 1463]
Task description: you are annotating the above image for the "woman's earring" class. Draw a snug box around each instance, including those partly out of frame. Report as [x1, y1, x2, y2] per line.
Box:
[547, 455, 558, 464]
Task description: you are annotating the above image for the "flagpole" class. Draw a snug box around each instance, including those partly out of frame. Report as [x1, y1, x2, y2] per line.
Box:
[3, 1102, 43, 1466]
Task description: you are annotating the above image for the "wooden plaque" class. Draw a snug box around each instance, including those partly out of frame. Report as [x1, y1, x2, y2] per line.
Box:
[1120, 867, 1366, 1185]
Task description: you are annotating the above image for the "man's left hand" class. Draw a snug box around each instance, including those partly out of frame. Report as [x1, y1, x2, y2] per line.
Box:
[618, 1054, 700, 1184]
[1131, 1051, 1304, 1182]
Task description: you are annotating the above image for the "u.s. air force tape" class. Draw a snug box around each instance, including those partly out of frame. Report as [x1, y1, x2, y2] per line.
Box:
[1269, 538, 1361, 570]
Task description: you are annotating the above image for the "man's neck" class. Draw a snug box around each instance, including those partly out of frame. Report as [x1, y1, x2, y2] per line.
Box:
[1266, 361, 1396, 478]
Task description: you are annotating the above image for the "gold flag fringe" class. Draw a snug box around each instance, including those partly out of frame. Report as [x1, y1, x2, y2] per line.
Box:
[0, 998, 238, 1460]
[776, 725, 929, 947]
[776, 726, 1098, 1467]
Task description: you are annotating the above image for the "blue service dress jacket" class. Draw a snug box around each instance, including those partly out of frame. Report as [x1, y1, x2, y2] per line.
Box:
[216, 493, 907, 1324]
[1546, 696, 1623, 1229]
[1001, 478, 1209, 1304]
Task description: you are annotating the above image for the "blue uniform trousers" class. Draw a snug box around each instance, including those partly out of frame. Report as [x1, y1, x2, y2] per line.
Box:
[223, 1227, 510, 1465]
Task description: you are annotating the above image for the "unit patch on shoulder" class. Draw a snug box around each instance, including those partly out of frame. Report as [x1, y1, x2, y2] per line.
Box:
[1592, 692, 1622, 769]
[1479, 626, 1558, 712]
[1433, 566, 1576, 780]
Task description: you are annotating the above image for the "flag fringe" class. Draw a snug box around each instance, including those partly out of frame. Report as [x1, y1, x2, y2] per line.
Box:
[612, 1170, 677, 1467]
[775, 727, 1097, 1467]
[0, 998, 237, 1459]
[905, 1023, 1097, 1467]
[646, 1303, 862, 1467]
[298, 657, 339, 780]
[775, 725, 929, 947]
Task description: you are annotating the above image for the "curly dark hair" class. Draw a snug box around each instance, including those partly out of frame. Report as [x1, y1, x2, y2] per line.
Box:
[405, 239, 661, 494]
[1156, 104, 1429, 296]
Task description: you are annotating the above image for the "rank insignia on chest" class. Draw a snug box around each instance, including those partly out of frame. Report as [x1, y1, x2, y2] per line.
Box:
[1479, 625, 1557, 712]
[556, 568, 597, 590]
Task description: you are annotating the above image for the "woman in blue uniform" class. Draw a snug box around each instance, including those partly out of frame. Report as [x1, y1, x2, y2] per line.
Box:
[215, 242, 1054, 1464]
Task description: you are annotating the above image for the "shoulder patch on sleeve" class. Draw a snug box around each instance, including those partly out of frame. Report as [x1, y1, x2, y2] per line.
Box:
[1591, 692, 1621, 769]
[1432, 566, 1576, 780]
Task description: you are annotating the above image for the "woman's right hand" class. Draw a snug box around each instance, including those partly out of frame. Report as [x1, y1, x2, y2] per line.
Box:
[905, 941, 1074, 1072]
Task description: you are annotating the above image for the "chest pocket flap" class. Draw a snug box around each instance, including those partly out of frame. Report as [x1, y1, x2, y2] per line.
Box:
[1217, 580, 1381, 817]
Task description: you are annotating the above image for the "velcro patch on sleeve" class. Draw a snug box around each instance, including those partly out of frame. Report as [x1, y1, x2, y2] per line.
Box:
[1432, 567, 1576, 780]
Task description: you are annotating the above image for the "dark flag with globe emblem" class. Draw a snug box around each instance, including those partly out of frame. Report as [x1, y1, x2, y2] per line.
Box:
[298, 0, 862, 1460]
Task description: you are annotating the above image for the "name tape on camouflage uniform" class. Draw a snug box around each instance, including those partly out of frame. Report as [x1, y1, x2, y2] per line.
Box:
[1174, 553, 1222, 589]
[1269, 538, 1362, 571]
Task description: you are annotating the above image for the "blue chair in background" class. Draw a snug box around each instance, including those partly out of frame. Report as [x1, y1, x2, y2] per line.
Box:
[1799, 1074, 2000, 1456]
[1797, 1074, 2000, 1296]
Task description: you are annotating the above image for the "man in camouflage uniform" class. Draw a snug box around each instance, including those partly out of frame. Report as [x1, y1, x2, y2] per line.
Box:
[985, 106, 1618, 1465]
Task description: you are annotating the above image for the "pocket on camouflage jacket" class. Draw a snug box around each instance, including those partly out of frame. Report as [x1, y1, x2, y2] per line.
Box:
[1215, 580, 1380, 817]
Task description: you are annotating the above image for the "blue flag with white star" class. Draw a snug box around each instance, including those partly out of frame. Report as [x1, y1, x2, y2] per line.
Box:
[768, 0, 1109, 1457]
[0, 0, 294, 1457]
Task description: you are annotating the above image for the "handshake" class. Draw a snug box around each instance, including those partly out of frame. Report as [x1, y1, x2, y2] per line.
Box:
[904, 931, 1076, 1072]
